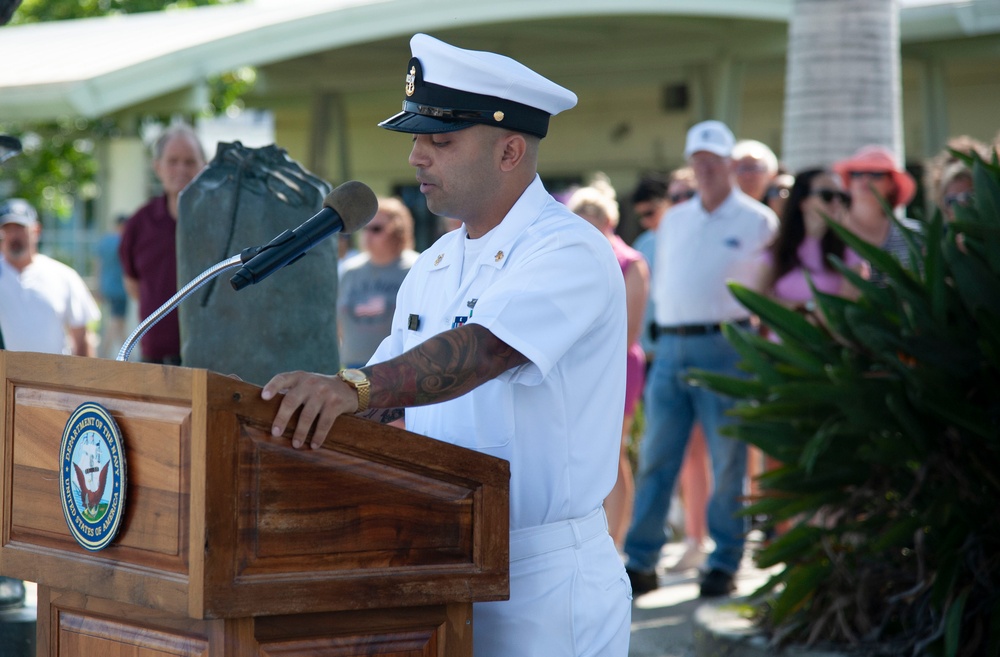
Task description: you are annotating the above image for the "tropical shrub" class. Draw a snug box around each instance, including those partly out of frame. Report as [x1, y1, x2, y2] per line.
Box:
[689, 154, 1000, 656]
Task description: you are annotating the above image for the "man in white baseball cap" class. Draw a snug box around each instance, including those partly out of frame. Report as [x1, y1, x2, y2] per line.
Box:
[264, 34, 631, 656]
[623, 119, 777, 599]
[0, 198, 101, 356]
[683, 119, 737, 159]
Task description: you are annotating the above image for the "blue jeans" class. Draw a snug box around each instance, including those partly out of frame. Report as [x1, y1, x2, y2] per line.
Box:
[623, 330, 748, 574]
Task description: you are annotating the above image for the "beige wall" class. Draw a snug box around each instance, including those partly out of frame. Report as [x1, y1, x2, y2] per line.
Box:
[269, 52, 999, 199]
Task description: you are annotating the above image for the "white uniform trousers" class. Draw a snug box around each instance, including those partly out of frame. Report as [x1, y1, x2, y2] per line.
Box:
[473, 507, 632, 657]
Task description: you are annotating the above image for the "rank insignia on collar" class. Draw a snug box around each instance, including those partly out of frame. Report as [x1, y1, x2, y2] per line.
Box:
[434, 253, 444, 265]
[494, 250, 504, 262]
[405, 66, 416, 97]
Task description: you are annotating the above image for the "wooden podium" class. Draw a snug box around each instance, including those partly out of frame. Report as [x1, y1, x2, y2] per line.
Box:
[0, 351, 509, 656]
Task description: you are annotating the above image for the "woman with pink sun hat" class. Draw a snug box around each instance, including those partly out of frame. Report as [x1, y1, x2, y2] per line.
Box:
[832, 145, 920, 285]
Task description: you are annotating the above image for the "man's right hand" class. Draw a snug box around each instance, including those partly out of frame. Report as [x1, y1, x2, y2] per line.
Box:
[261, 371, 359, 450]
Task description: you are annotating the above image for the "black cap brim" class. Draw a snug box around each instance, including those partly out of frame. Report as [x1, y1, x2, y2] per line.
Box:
[378, 110, 477, 135]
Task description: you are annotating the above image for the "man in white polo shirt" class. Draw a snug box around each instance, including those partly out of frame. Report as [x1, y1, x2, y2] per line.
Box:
[624, 121, 777, 598]
[0, 198, 100, 356]
[262, 34, 631, 657]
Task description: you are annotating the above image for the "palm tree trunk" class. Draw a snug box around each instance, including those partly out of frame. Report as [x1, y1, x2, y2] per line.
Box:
[782, 0, 903, 172]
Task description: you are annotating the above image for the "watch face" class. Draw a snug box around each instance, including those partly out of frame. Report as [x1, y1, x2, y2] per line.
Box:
[341, 369, 367, 384]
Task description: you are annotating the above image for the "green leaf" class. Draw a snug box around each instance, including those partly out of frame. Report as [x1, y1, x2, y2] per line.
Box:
[687, 369, 767, 399]
[974, 160, 1000, 232]
[922, 212, 947, 321]
[768, 561, 831, 625]
[727, 283, 828, 350]
[827, 218, 923, 295]
[870, 514, 923, 552]
[945, 588, 970, 657]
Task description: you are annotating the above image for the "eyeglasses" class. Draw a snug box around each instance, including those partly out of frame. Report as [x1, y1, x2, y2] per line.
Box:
[669, 190, 695, 204]
[365, 224, 386, 234]
[944, 191, 973, 208]
[848, 171, 889, 181]
[811, 189, 850, 204]
[734, 163, 768, 175]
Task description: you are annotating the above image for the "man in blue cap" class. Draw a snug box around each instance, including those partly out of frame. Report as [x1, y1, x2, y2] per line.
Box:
[263, 34, 631, 657]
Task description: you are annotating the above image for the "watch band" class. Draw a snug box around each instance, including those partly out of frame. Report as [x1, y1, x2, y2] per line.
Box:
[338, 369, 370, 413]
[353, 379, 370, 413]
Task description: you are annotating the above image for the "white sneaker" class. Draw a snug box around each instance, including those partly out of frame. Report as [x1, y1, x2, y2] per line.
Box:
[667, 541, 707, 573]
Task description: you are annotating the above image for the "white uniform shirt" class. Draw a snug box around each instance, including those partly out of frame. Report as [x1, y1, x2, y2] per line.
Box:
[0, 253, 101, 354]
[652, 189, 777, 326]
[370, 176, 627, 531]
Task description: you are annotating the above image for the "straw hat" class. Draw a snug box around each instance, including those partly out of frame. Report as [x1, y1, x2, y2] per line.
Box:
[832, 145, 916, 207]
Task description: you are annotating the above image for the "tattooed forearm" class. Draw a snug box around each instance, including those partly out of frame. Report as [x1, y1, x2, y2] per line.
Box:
[363, 324, 528, 409]
[357, 406, 405, 424]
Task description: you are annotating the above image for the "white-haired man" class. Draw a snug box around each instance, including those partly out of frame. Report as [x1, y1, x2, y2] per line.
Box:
[732, 138, 780, 203]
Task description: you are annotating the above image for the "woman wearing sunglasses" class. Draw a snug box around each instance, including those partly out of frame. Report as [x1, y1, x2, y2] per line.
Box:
[832, 145, 919, 285]
[752, 169, 865, 534]
[337, 197, 419, 369]
[756, 168, 864, 314]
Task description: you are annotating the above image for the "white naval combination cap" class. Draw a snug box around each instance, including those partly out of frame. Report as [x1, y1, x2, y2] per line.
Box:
[684, 120, 736, 159]
[378, 33, 578, 138]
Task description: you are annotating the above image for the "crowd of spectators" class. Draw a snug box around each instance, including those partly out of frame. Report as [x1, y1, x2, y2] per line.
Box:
[2, 114, 996, 607]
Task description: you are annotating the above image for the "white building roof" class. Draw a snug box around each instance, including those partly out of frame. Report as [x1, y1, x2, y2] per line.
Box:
[0, 0, 995, 121]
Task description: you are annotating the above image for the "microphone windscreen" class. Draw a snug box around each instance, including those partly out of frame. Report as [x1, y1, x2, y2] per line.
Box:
[324, 181, 378, 233]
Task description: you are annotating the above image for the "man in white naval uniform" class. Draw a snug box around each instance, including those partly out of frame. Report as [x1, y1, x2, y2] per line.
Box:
[263, 34, 632, 657]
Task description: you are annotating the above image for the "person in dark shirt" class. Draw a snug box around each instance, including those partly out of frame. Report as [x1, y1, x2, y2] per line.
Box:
[118, 124, 206, 364]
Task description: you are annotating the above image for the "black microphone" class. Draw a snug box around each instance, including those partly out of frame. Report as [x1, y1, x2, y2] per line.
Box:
[230, 180, 378, 291]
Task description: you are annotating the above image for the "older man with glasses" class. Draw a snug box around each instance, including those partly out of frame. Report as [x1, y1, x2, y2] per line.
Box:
[732, 139, 780, 204]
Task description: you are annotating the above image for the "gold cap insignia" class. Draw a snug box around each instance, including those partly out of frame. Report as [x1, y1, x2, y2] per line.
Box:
[494, 250, 504, 262]
[405, 66, 416, 97]
[434, 253, 444, 265]
[493, 111, 505, 122]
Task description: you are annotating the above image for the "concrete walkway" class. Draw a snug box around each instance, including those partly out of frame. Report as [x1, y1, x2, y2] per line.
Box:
[628, 540, 773, 657]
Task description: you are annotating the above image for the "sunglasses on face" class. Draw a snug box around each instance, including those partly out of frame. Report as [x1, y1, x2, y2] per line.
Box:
[811, 189, 850, 204]
[848, 171, 890, 181]
[669, 189, 696, 204]
[944, 191, 973, 208]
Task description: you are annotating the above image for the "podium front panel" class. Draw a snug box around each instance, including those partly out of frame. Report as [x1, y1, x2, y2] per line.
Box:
[1, 351, 509, 622]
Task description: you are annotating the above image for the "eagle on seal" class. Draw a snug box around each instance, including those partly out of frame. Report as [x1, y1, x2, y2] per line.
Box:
[73, 460, 110, 516]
